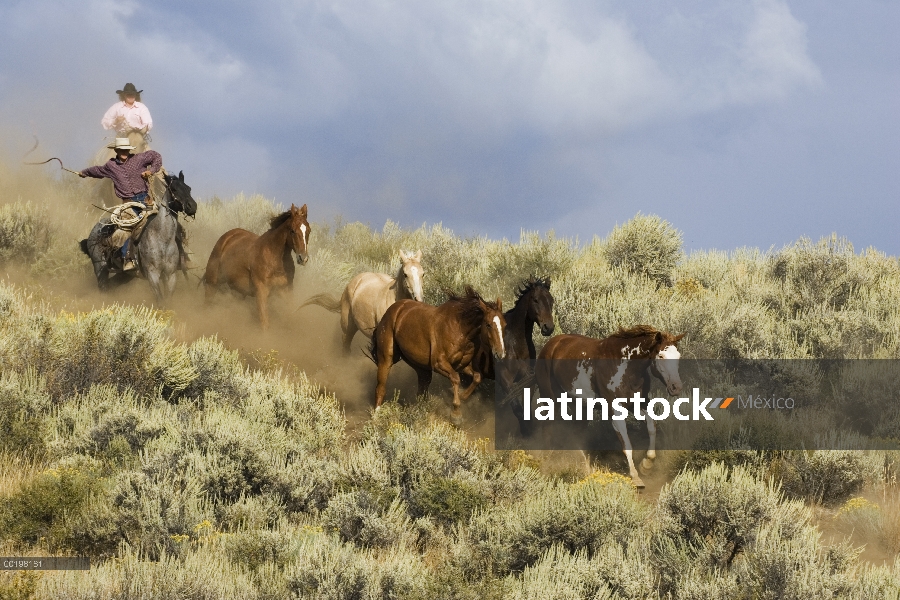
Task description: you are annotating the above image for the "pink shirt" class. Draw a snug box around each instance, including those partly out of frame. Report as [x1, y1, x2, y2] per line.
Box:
[101, 101, 153, 133]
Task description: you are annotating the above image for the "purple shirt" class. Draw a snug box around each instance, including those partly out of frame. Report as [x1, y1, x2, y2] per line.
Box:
[81, 150, 162, 199]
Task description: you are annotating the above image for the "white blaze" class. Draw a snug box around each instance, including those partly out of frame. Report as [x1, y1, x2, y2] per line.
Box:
[299, 224, 308, 252]
[492, 315, 505, 358]
[410, 266, 422, 300]
[655, 345, 682, 390]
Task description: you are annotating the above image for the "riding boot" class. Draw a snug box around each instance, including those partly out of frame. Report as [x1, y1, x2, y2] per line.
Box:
[122, 239, 138, 272]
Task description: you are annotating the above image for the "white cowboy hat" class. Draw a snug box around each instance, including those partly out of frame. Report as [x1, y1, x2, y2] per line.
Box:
[107, 137, 135, 150]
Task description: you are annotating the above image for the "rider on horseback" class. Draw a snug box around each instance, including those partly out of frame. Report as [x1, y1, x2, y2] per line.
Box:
[79, 138, 190, 271]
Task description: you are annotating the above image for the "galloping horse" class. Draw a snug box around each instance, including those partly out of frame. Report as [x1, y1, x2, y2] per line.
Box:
[536, 325, 685, 488]
[370, 286, 506, 422]
[470, 276, 555, 432]
[202, 204, 310, 329]
[299, 250, 424, 353]
[80, 170, 197, 303]
[474, 276, 555, 388]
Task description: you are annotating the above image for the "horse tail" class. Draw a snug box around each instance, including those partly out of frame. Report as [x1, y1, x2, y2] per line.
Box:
[79, 239, 89, 256]
[365, 331, 378, 364]
[298, 293, 342, 313]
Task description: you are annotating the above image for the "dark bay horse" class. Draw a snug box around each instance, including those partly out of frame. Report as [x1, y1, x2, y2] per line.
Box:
[370, 286, 506, 422]
[299, 250, 424, 353]
[536, 325, 685, 488]
[80, 170, 196, 303]
[202, 204, 310, 329]
[474, 275, 555, 388]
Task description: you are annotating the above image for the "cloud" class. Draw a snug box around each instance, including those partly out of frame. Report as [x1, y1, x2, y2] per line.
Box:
[0, 0, 827, 238]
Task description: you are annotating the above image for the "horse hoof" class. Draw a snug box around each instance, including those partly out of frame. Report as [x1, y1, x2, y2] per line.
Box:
[632, 477, 646, 489]
[450, 412, 463, 427]
[640, 457, 655, 472]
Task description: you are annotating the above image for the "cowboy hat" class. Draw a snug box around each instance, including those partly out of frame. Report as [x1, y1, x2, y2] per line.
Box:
[107, 137, 136, 150]
[116, 83, 143, 95]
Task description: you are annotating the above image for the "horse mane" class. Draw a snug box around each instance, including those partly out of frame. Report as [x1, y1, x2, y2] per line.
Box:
[269, 211, 293, 229]
[444, 285, 498, 328]
[514, 275, 551, 302]
[611, 324, 661, 339]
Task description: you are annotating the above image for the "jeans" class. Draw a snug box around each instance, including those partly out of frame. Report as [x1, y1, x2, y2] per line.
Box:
[120, 192, 149, 259]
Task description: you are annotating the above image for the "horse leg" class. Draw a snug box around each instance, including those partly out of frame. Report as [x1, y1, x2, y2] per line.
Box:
[641, 418, 657, 472]
[255, 285, 271, 330]
[145, 270, 165, 305]
[415, 367, 433, 399]
[163, 270, 178, 302]
[373, 328, 395, 411]
[341, 316, 358, 355]
[611, 419, 644, 488]
[434, 359, 464, 424]
[457, 367, 482, 402]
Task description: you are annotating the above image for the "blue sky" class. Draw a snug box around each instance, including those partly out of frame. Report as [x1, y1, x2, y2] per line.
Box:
[1, 0, 897, 253]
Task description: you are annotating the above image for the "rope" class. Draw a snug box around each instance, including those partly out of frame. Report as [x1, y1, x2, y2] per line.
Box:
[110, 202, 149, 229]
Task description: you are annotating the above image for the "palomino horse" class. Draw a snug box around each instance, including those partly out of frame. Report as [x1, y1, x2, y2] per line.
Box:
[202, 204, 311, 329]
[299, 250, 424, 353]
[80, 170, 197, 303]
[535, 325, 685, 488]
[370, 286, 506, 422]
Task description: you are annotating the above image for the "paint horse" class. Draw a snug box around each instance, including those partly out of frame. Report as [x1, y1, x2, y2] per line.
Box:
[202, 204, 311, 329]
[535, 325, 685, 488]
[370, 286, 506, 422]
[299, 250, 424, 353]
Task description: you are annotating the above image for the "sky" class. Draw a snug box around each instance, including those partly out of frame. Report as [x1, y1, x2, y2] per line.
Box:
[0, 0, 897, 253]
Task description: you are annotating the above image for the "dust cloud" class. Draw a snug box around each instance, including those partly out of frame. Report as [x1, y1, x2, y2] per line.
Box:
[0, 152, 501, 444]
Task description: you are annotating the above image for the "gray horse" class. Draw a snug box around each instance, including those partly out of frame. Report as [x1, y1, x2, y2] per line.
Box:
[80, 171, 196, 303]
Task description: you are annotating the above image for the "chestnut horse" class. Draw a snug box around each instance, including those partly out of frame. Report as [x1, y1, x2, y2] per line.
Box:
[202, 204, 311, 329]
[370, 286, 506, 422]
[299, 250, 424, 353]
[536, 325, 685, 488]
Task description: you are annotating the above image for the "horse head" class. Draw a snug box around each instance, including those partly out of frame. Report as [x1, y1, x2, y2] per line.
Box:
[164, 170, 197, 217]
[288, 203, 311, 265]
[649, 331, 685, 395]
[398, 249, 424, 301]
[519, 275, 555, 336]
[479, 296, 507, 360]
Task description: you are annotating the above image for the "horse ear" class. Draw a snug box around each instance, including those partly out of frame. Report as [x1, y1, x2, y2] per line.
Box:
[673, 333, 686, 344]
[178, 170, 184, 181]
[300, 204, 308, 217]
[414, 250, 422, 261]
[399, 250, 408, 261]
[496, 297, 503, 311]
[545, 276, 551, 289]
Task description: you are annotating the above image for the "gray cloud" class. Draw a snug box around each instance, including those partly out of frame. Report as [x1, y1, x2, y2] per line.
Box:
[1, 0, 895, 254]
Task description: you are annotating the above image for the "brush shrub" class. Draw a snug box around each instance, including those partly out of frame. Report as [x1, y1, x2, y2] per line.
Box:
[322, 492, 413, 549]
[657, 463, 806, 569]
[468, 475, 647, 574]
[408, 476, 487, 526]
[66, 469, 210, 560]
[0, 201, 52, 264]
[284, 532, 430, 600]
[602, 213, 683, 286]
[0, 458, 103, 550]
[0, 371, 49, 456]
